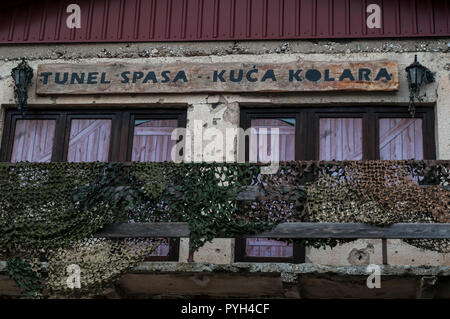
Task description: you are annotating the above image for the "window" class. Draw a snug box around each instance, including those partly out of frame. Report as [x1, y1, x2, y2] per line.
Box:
[1, 108, 187, 261]
[237, 106, 436, 262]
[319, 118, 363, 160]
[11, 119, 56, 163]
[240, 106, 435, 161]
[67, 119, 112, 162]
[250, 119, 296, 162]
[131, 119, 178, 162]
[1, 109, 186, 162]
[129, 118, 179, 260]
[379, 118, 423, 160]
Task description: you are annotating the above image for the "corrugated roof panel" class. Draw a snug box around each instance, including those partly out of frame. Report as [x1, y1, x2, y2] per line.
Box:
[434, 0, 450, 34]
[0, 0, 449, 44]
[59, 0, 75, 42]
[304, 0, 313, 36]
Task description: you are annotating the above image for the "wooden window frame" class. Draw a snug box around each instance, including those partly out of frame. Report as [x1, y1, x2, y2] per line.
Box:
[236, 105, 436, 263]
[63, 113, 119, 162]
[238, 110, 306, 263]
[0, 107, 187, 262]
[1, 108, 187, 162]
[373, 111, 435, 160]
[125, 112, 186, 162]
[240, 106, 436, 161]
[313, 112, 368, 160]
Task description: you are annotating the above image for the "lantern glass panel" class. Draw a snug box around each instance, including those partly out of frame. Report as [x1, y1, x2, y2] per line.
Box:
[14, 69, 20, 85]
[20, 70, 26, 85]
[415, 67, 423, 85]
[408, 68, 416, 82]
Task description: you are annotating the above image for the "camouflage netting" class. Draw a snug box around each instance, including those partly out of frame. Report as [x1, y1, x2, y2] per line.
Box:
[46, 238, 161, 297]
[0, 160, 449, 298]
[243, 160, 450, 250]
[0, 161, 266, 298]
[0, 162, 163, 298]
[304, 161, 450, 251]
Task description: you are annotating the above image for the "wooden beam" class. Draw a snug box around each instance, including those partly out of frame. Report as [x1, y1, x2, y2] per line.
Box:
[256, 223, 450, 238]
[95, 222, 190, 238]
[94, 222, 450, 239]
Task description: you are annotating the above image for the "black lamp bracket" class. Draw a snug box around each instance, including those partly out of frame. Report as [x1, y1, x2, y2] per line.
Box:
[405, 55, 435, 117]
[11, 57, 34, 116]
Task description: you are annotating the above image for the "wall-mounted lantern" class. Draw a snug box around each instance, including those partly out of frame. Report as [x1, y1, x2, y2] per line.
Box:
[405, 55, 435, 117]
[11, 58, 33, 116]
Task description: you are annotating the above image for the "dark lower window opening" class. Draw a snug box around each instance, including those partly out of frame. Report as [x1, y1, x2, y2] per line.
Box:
[235, 237, 306, 264]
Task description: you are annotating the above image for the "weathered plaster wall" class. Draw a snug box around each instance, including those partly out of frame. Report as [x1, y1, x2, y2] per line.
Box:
[1, 38, 449, 61]
[0, 39, 449, 267]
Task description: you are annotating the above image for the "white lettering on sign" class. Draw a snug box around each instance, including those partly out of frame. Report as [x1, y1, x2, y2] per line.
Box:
[66, 4, 81, 29]
[367, 4, 382, 29]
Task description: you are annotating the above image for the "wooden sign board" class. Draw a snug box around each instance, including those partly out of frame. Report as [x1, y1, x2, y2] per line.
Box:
[36, 60, 398, 95]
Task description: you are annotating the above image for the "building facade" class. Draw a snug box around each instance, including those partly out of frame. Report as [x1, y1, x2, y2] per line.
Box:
[0, 0, 450, 298]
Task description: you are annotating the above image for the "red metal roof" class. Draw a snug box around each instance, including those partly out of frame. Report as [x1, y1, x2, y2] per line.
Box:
[1, 0, 449, 44]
